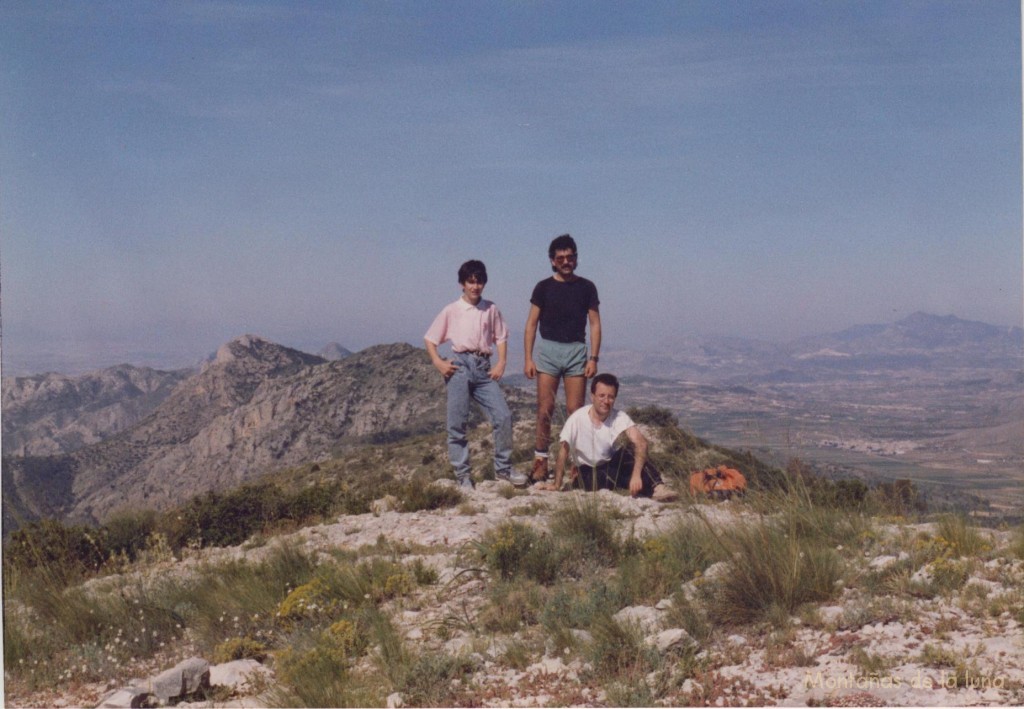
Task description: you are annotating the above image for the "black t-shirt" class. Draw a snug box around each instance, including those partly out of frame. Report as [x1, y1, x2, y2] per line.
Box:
[530, 276, 600, 344]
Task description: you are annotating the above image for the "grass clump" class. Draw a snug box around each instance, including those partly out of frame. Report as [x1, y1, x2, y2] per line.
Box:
[934, 514, 991, 557]
[392, 475, 464, 512]
[848, 646, 894, 678]
[703, 517, 843, 626]
[368, 610, 475, 706]
[541, 580, 624, 653]
[272, 619, 375, 707]
[614, 520, 720, 606]
[212, 636, 269, 663]
[477, 579, 547, 633]
[548, 495, 623, 571]
[1011, 524, 1024, 560]
[694, 478, 852, 626]
[474, 521, 560, 584]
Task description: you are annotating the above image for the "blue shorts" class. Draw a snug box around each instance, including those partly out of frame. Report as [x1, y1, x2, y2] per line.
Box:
[535, 338, 587, 378]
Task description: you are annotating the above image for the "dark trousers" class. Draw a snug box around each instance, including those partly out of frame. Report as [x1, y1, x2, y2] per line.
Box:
[574, 448, 663, 497]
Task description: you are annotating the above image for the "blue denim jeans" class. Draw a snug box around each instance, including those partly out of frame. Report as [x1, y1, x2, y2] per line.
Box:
[446, 352, 513, 480]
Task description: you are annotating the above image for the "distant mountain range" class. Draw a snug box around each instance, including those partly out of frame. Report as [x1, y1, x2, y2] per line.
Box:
[2, 313, 1019, 528]
[604, 312, 1022, 382]
[2, 336, 448, 527]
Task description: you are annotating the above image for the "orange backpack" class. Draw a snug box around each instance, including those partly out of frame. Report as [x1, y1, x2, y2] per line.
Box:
[690, 465, 747, 499]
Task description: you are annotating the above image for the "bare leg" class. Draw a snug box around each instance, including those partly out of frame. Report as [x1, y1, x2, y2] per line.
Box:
[535, 372, 560, 456]
[563, 375, 587, 416]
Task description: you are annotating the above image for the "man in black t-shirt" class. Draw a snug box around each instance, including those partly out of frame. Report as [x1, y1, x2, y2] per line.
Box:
[523, 234, 602, 483]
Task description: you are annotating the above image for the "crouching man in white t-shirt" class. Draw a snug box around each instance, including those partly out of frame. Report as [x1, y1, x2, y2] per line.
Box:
[535, 373, 679, 502]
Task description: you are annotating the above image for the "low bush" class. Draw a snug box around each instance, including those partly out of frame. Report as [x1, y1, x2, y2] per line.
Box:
[548, 495, 622, 571]
[1012, 524, 1024, 560]
[101, 510, 159, 563]
[934, 514, 990, 557]
[703, 517, 843, 626]
[393, 476, 464, 512]
[477, 579, 547, 633]
[541, 580, 624, 653]
[5, 520, 107, 582]
[212, 636, 269, 663]
[614, 520, 719, 605]
[475, 521, 561, 584]
[870, 478, 927, 516]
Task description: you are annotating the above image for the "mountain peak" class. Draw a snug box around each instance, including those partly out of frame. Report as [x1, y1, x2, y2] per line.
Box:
[208, 335, 325, 370]
[892, 312, 1020, 348]
[318, 342, 353, 361]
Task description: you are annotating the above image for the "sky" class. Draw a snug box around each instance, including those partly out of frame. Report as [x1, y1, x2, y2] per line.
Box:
[1, 1, 1021, 375]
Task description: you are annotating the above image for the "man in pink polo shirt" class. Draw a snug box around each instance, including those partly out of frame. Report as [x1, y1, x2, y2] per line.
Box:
[425, 260, 529, 490]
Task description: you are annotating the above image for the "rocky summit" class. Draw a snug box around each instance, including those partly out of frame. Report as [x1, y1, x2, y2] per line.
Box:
[9, 482, 1024, 708]
[2, 336, 448, 526]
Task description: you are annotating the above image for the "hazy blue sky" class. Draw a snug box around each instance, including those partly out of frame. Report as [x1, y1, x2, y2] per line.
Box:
[2, 1, 1021, 374]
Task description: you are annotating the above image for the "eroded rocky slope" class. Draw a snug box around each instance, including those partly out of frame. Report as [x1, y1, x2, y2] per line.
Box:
[3, 336, 451, 525]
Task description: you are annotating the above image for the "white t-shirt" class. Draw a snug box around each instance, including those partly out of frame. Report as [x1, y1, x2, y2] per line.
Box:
[559, 405, 636, 467]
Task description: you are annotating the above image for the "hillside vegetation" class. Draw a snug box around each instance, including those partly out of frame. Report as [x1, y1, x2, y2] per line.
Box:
[6, 410, 1023, 708]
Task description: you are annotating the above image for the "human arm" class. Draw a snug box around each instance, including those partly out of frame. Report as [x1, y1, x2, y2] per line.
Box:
[523, 304, 541, 379]
[425, 339, 458, 378]
[489, 340, 507, 380]
[624, 425, 648, 496]
[584, 307, 601, 378]
[537, 441, 570, 492]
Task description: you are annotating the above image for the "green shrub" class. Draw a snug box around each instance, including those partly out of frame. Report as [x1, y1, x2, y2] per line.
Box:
[548, 495, 622, 571]
[274, 621, 372, 707]
[5, 519, 107, 581]
[396, 651, 476, 706]
[870, 479, 927, 516]
[160, 483, 283, 550]
[394, 476, 464, 512]
[703, 518, 843, 626]
[212, 636, 269, 663]
[1012, 524, 1024, 560]
[586, 613, 660, 679]
[477, 579, 547, 633]
[101, 510, 159, 562]
[927, 556, 972, 595]
[934, 514, 990, 557]
[475, 521, 561, 584]
[626, 405, 679, 428]
[541, 580, 624, 652]
[614, 522, 719, 605]
[605, 679, 656, 707]
[279, 483, 339, 523]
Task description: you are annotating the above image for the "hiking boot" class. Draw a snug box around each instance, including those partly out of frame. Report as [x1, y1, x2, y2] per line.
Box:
[495, 468, 530, 488]
[457, 476, 475, 490]
[530, 457, 549, 483]
[652, 484, 679, 503]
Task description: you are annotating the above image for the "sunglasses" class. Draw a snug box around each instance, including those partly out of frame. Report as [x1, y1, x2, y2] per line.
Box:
[553, 254, 577, 264]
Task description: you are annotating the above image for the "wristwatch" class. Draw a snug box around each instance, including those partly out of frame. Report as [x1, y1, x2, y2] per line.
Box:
[589, 355, 599, 362]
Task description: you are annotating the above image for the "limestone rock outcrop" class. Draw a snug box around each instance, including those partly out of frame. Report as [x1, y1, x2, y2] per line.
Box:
[3, 337, 448, 526]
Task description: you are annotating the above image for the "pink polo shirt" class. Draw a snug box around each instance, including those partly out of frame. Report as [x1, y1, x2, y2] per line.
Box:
[424, 297, 509, 355]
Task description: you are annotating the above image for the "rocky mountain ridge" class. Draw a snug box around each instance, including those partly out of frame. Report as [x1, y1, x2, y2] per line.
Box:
[4, 312, 1019, 526]
[2, 364, 191, 457]
[2, 336, 450, 526]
